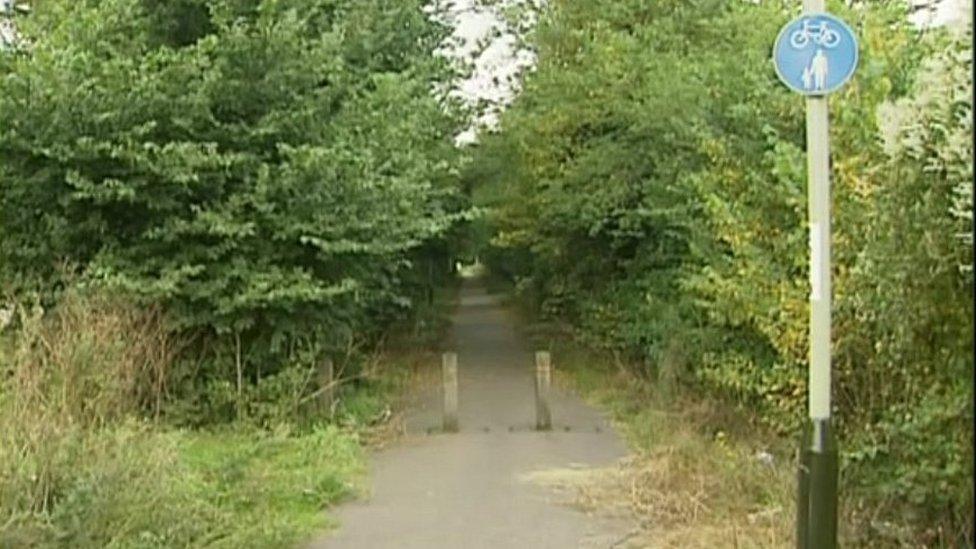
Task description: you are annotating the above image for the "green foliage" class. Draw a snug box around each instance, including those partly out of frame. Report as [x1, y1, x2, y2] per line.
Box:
[188, 366, 318, 428]
[0, 0, 465, 377]
[473, 0, 972, 543]
[0, 424, 363, 548]
[1, 423, 216, 548]
[837, 25, 974, 536]
[176, 426, 364, 548]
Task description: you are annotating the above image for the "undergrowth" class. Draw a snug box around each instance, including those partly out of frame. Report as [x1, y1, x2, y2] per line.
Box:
[545, 341, 795, 548]
[0, 282, 454, 548]
[523, 324, 952, 548]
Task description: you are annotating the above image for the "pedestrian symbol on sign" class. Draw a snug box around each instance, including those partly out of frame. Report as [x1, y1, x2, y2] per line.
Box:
[806, 49, 829, 91]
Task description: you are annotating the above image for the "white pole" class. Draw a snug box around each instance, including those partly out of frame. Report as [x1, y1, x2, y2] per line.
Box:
[797, 1, 839, 548]
[804, 0, 831, 424]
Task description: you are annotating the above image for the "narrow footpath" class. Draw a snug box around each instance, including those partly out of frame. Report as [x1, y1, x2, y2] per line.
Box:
[309, 280, 629, 548]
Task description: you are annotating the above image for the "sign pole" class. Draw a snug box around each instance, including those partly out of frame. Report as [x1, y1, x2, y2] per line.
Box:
[773, 4, 854, 547]
[797, 0, 839, 547]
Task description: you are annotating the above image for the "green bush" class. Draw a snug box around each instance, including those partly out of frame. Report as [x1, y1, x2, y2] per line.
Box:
[0, 0, 465, 376]
[0, 423, 216, 548]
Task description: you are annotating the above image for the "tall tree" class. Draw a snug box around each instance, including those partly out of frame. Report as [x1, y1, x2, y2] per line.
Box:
[0, 0, 465, 366]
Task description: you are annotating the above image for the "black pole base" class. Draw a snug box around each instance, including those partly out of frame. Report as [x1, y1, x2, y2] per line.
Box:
[796, 417, 838, 549]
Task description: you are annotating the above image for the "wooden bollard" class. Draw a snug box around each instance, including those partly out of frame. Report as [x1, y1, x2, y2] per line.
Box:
[442, 352, 459, 432]
[319, 358, 335, 418]
[535, 351, 552, 431]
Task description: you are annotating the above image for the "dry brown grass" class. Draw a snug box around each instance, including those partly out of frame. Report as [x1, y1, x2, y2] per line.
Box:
[5, 291, 180, 426]
[356, 346, 442, 451]
[0, 290, 182, 517]
[523, 432, 794, 548]
[525, 351, 797, 549]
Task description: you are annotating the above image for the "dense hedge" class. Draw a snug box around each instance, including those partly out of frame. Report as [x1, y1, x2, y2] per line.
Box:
[472, 0, 972, 543]
[0, 0, 466, 371]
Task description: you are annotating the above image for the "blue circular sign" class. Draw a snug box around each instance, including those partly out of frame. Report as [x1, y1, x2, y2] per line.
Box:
[773, 13, 859, 96]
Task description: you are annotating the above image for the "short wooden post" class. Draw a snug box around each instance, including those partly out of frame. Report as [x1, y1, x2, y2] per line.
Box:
[319, 358, 335, 418]
[535, 351, 552, 431]
[442, 352, 459, 432]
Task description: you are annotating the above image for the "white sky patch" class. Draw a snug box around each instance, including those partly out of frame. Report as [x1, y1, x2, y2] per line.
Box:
[907, 0, 972, 28]
[429, 0, 541, 145]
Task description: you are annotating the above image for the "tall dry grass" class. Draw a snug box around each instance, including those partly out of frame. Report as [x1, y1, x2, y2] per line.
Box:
[526, 347, 799, 548]
[523, 400, 796, 548]
[5, 291, 178, 425]
[0, 290, 197, 543]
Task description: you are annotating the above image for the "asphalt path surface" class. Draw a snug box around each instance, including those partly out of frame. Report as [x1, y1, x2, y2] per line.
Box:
[309, 280, 629, 548]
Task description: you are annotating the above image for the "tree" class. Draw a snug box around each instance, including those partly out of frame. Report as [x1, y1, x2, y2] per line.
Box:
[0, 0, 465, 373]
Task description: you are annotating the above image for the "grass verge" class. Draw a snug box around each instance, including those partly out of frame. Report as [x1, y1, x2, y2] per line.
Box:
[1, 419, 367, 548]
[523, 336, 797, 548]
[175, 425, 365, 548]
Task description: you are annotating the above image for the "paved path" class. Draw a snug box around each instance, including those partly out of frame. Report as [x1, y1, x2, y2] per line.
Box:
[309, 280, 628, 549]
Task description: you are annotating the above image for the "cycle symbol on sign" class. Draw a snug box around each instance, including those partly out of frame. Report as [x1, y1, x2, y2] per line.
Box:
[789, 19, 841, 49]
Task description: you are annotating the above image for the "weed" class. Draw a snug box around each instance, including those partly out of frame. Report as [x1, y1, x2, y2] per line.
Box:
[0, 290, 365, 548]
[539, 343, 798, 548]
